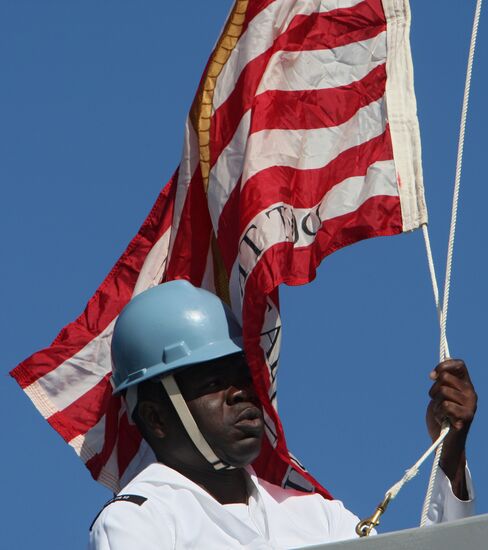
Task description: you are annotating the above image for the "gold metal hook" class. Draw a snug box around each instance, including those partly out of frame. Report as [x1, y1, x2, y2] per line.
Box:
[355, 494, 392, 537]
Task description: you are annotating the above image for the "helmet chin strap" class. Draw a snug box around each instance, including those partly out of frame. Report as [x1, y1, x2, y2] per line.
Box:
[124, 385, 138, 426]
[160, 375, 235, 471]
[123, 376, 234, 471]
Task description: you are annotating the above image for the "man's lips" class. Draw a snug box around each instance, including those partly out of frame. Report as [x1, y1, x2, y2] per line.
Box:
[234, 406, 264, 432]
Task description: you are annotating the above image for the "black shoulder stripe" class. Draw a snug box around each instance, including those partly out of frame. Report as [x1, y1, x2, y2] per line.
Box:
[90, 494, 148, 531]
[108, 494, 147, 506]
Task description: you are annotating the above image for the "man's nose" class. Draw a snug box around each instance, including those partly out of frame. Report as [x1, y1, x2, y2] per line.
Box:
[227, 381, 257, 405]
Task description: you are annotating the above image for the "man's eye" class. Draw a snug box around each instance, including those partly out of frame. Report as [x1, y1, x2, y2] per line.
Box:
[205, 378, 222, 390]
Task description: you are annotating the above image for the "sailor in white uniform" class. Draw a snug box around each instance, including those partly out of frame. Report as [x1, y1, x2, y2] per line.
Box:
[89, 281, 476, 549]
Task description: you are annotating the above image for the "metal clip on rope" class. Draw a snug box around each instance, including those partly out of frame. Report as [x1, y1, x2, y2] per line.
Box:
[355, 493, 392, 537]
[355, 422, 450, 536]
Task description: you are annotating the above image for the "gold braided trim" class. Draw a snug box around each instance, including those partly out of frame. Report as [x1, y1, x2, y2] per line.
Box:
[188, 2, 249, 304]
[191, 0, 249, 192]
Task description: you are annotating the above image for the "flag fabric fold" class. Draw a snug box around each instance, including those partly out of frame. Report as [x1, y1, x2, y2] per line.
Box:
[11, 0, 425, 497]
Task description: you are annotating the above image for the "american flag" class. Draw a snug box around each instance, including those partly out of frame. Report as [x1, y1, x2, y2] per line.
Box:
[11, 0, 426, 496]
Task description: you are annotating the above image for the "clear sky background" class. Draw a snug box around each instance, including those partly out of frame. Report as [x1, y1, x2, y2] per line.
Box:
[2, 1, 487, 548]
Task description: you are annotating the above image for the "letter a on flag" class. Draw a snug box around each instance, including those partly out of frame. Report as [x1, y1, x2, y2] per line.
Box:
[11, 0, 426, 496]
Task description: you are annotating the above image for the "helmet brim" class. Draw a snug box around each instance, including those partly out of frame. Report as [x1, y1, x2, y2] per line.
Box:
[113, 336, 244, 394]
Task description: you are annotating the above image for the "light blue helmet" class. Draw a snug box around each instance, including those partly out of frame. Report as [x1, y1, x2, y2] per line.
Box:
[111, 280, 244, 394]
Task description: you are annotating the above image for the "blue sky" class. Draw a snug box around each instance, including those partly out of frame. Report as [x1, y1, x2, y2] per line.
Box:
[2, 1, 487, 548]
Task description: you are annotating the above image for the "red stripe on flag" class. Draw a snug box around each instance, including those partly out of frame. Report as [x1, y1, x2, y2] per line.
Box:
[117, 417, 143, 476]
[165, 168, 213, 286]
[277, 3, 385, 53]
[216, 181, 243, 275]
[85, 395, 122, 481]
[48, 374, 113, 443]
[250, 64, 386, 134]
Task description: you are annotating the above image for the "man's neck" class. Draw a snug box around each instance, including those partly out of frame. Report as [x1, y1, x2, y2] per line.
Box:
[163, 460, 250, 505]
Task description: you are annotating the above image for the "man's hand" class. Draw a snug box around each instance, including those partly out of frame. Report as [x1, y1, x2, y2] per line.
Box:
[427, 359, 477, 500]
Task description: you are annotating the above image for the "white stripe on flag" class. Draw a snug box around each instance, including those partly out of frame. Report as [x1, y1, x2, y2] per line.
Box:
[99, 442, 121, 491]
[295, 159, 398, 246]
[242, 97, 387, 185]
[200, 242, 217, 295]
[207, 110, 252, 232]
[256, 33, 386, 94]
[25, 319, 115, 413]
[168, 119, 200, 257]
[132, 227, 172, 296]
[213, 0, 365, 111]
[70, 414, 107, 462]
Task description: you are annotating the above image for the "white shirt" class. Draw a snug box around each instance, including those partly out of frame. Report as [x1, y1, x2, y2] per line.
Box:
[89, 462, 474, 549]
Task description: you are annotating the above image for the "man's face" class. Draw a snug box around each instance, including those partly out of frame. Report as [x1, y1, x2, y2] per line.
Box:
[174, 354, 264, 468]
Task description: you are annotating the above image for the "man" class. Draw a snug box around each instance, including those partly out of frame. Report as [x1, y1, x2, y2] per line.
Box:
[89, 280, 476, 549]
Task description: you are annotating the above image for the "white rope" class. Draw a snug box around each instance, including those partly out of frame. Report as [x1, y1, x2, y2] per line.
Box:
[421, 225, 450, 358]
[420, 0, 483, 527]
[419, 420, 449, 525]
[386, 423, 450, 501]
[356, 422, 450, 536]
[439, 0, 483, 363]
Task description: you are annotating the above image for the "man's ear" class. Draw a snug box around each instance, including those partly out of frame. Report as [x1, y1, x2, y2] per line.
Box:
[137, 401, 167, 439]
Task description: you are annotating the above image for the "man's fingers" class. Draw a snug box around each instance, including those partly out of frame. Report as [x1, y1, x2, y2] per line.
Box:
[426, 358, 477, 443]
[429, 384, 466, 405]
[429, 372, 467, 396]
[429, 359, 477, 407]
[431, 359, 472, 383]
[432, 399, 474, 430]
